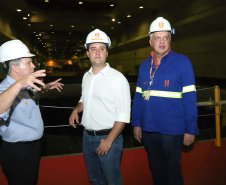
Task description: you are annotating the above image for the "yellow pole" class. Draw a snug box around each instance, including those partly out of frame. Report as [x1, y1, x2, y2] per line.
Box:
[214, 86, 221, 147]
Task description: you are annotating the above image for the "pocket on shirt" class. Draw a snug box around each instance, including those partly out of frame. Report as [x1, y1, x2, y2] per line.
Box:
[154, 74, 177, 89]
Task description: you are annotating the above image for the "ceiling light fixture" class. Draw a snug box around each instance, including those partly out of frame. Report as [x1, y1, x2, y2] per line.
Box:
[139, 6, 144, 9]
[17, 9, 22, 12]
[45, 0, 49, 3]
[23, 17, 27, 20]
[117, 21, 121, 24]
[112, 18, 115, 22]
[110, 4, 114, 7]
[127, 14, 131, 18]
[78, 2, 83, 4]
[50, 24, 53, 27]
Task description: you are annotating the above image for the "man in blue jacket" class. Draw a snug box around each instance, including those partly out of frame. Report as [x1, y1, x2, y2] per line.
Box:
[132, 17, 199, 185]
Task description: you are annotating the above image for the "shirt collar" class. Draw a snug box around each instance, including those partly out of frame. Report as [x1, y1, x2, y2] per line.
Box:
[88, 63, 110, 76]
[6, 75, 16, 85]
[151, 48, 171, 58]
[151, 48, 171, 66]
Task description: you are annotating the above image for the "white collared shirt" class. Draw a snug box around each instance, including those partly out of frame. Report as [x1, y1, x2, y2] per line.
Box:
[80, 63, 131, 130]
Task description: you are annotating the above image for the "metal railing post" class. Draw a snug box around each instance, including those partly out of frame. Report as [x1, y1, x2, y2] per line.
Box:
[214, 86, 221, 147]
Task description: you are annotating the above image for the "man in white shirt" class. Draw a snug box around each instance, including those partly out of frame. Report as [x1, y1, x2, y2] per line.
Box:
[69, 29, 131, 185]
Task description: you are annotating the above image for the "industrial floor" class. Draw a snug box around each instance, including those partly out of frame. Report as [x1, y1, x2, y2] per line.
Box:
[1, 139, 226, 185]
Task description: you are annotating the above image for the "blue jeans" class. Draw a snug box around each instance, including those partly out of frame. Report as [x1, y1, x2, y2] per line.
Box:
[142, 132, 184, 185]
[83, 130, 123, 185]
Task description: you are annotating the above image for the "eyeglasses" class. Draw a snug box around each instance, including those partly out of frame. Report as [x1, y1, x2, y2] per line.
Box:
[27, 90, 39, 105]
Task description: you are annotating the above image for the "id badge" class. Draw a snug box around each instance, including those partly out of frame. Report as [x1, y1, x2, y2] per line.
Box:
[145, 90, 150, 101]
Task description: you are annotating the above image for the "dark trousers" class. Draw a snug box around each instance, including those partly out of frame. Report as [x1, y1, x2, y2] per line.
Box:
[142, 132, 184, 185]
[0, 139, 42, 185]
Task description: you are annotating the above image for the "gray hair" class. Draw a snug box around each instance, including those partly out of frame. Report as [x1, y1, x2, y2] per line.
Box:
[150, 32, 171, 41]
[5, 58, 22, 75]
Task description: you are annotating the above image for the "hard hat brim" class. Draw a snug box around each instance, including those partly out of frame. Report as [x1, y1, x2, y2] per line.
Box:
[149, 30, 172, 35]
[0, 53, 36, 63]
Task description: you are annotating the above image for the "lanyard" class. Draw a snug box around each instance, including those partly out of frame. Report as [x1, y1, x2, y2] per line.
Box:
[6, 79, 30, 105]
[145, 58, 159, 101]
[149, 58, 159, 88]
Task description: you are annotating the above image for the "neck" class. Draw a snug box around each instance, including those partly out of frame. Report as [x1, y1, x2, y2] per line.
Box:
[9, 73, 19, 81]
[154, 54, 163, 65]
[92, 63, 107, 75]
[154, 51, 169, 65]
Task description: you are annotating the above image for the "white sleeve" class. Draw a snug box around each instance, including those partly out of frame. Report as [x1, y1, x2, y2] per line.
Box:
[114, 76, 131, 123]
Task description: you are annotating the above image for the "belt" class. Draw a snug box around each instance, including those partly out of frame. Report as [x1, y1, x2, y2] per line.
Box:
[85, 129, 112, 136]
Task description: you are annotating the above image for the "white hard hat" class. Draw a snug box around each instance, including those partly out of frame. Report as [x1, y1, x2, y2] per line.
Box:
[84, 29, 111, 49]
[0, 40, 35, 63]
[149, 17, 171, 34]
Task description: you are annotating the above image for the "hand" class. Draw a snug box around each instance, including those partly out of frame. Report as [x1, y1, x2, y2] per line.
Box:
[43, 78, 64, 92]
[17, 70, 46, 91]
[183, 133, 195, 146]
[133, 127, 142, 143]
[96, 139, 112, 156]
[69, 109, 80, 128]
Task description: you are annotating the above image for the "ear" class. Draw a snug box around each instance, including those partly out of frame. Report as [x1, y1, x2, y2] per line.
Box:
[11, 65, 19, 73]
[86, 50, 90, 58]
[149, 40, 152, 47]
